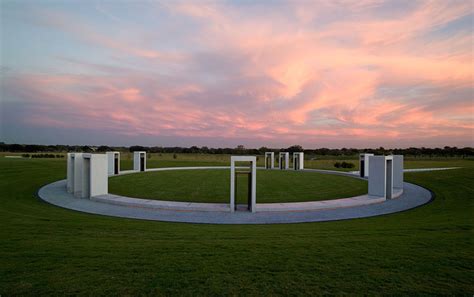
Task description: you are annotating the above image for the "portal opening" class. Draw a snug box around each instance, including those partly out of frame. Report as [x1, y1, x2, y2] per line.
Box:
[230, 156, 256, 213]
[279, 156, 285, 169]
[386, 159, 393, 199]
[234, 163, 253, 211]
[69, 155, 75, 193]
[83, 158, 91, 198]
[114, 155, 119, 175]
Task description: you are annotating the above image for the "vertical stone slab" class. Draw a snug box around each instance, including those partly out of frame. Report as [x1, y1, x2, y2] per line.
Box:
[230, 156, 257, 213]
[265, 152, 274, 169]
[368, 155, 393, 199]
[393, 155, 404, 190]
[106, 152, 120, 175]
[133, 151, 147, 172]
[251, 158, 256, 211]
[82, 154, 108, 199]
[293, 152, 304, 170]
[67, 153, 74, 193]
[359, 153, 374, 177]
[73, 153, 84, 198]
[230, 160, 236, 212]
[279, 152, 289, 170]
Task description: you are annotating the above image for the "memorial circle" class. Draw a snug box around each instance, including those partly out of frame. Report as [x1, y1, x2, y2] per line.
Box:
[38, 165, 434, 224]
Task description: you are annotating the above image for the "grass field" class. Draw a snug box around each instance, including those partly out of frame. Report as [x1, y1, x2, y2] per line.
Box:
[109, 169, 368, 203]
[115, 153, 471, 172]
[4, 151, 470, 172]
[1, 156, 473, 295]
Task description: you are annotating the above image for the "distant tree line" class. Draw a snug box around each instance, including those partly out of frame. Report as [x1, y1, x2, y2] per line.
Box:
[1, 142, 473, 158]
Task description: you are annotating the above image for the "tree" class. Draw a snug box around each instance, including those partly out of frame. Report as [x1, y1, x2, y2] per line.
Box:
[287, 145, 303, 152]
[97, 145, 110, 152]
[189, 146, 199, 153]
[81, 146, 93, 153]
[130, 145, 148, 152]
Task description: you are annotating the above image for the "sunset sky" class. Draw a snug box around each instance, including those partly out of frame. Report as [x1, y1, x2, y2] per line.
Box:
[1, 0, 473, 148]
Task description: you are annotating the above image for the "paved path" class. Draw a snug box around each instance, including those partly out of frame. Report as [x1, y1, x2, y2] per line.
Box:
[37, 166, 443, 224]
[90, 188, 403, 213]
[348, 167, 460, 175]
[403, 167, 460, 172]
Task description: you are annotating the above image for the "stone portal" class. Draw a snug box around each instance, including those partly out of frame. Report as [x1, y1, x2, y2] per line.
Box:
[230, 156, 256, 213]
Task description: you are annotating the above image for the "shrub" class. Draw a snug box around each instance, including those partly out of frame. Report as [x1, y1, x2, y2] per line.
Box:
[334, 161, 355, 169]
[341, 161, 355, 168]
[31, 154, 57, 158]
[173, 154, 177, 159]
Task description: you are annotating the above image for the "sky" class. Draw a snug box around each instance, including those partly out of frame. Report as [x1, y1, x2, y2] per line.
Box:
[0, 0, 473, 149]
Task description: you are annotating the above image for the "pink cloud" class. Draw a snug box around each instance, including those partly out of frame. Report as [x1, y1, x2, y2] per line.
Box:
[2, 0, 473, 147]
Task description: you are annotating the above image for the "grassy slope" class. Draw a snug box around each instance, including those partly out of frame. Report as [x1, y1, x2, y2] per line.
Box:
[108, 169, 368, 203]
[0, 157, 473, 295]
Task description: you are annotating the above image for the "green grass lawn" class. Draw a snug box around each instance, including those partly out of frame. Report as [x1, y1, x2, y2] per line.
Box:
[116, 154, 472, 172]
[1, 156, 473, 295]
[109, 169, 367, 203]
[4, 151, 470, 172]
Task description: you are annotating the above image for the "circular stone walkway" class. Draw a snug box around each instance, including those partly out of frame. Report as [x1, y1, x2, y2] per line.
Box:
[37, 167, 442, 224]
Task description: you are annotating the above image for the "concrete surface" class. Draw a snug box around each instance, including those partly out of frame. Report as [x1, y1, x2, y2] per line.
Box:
[293, 152, 304, 170]
[279, 152, 289, 170]
[133, 151, 146, 172]
[369, 155, 393, 199]
[82, 153, 108, 199]
[230, 156, 257, 213]
[265, 152, 274, 169]
[36, 166, 445, 224]
[106, 152, 120, 175]
[359, 153, 374, 177]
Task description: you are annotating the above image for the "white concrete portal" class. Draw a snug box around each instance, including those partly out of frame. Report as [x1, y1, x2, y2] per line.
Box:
[393, 155, 404, 190]
[265, 152, 274, 169]
[67, 153, 74, 193]
[67, 153, 82, 194]
[72, 153, 84, 198]
[279, 152, 289, 170]
[133, 151, 146, 172]
[359, 153, 374, 177]
[230, 156, 257, 213]
[82, 154, 108, 199]
[293, 152, 304, 170]
[368, 155, 393, 199]
[106, 152, 120, 175]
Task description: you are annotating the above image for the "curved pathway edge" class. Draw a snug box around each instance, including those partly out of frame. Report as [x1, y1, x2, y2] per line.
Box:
[37, 166, 438, 224]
